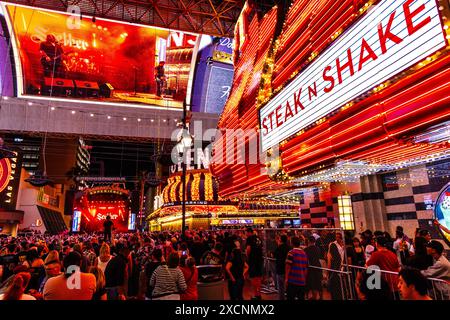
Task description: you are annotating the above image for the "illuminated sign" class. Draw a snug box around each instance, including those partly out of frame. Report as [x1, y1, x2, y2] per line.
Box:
[0, 153, 21, 209]
[435, 183, 450, 245]
[221, 219, 253, 225]
[259, 0, 447, 151]
[0, 159, 12, 193]
[128, 213, 136, 230]
[72, 210, 81, 232]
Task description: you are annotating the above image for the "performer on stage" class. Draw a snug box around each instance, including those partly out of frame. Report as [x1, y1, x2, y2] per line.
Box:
[40, 34, 65, 78]
[103, 215, 114, 242]
[155, 61, 166, 97]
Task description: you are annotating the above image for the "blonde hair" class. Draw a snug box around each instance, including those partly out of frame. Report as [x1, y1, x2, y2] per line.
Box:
[99, 243, 110, 260]
[88, 266, 106, 291]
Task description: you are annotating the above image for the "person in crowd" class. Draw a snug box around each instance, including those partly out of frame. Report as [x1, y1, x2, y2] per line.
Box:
[0, 272, 36, 300]
[201, 242, 224, 265]
[88, 266, 107, 300]
[348, 237, 366, 267]
[43, 251, 96, 300]
[394, 227, 415, 266]
[398, 268, 432, 300]
[179, 255, 198, 300]
[94, 243, 112, 274]
[366, 236, 401, 298]
[73, 243, 89, 273]
[225, 248, 248, 301]
[421, 240, 450, 299]
[304, 236, 322, 300]
[178, 242, 190, 258]
[104, 242, 130, 300]
[356, 269, 392, 300]
[83, 241, 97, 267]
[285, 236, 308, 300]
[245, 228, 264, 300]
[190, 235, 207, 265]
[142, 248, 164, 300]
[327, 232, 346, 300]
[103, 216, 114, 242]
[150, 252, 187, 300]
[24, 248, 46, 292]
[364, 235, 376, 262]
[35, 250, 61, 298]
[274, 234, 290, 300]
[406, 236, 433, 270]
[418, 230, 432, 243]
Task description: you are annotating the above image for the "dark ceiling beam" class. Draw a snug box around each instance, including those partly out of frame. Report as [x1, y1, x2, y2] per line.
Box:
[1, 0, 266, 37]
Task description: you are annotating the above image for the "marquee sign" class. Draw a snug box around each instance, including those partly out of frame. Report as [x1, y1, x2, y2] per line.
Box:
[0, 159, 12, 193]
[259, 0, 447, 151]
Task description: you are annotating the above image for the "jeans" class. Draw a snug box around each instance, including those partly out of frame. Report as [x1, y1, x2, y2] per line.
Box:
[228, 278, 244, 300]
[275, 273, 285, 300]
[104, 231, 111, 242]
[286, 283, 305, 300]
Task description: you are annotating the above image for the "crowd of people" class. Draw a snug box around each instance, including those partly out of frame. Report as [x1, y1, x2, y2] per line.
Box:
[0, 222, 449, 301]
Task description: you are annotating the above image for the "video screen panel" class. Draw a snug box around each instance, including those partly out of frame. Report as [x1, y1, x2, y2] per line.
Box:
[3, 4, 199, 109]
[191, 36, 234, 114]
[72, 210, 81, 232]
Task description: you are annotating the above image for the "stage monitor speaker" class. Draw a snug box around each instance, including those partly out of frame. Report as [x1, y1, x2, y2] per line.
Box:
[99, 83, 114, 98]
[74, 80, 100, 98]
[42, 78, 75, 97]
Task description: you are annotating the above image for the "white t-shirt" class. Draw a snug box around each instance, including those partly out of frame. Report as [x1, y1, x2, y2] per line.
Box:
[365, 244, 375, 261]
[0, 293, 36, 300]
[393, 238, 414, 264]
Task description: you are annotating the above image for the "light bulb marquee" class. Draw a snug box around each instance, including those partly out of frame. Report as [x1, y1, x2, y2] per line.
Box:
[212, 0, 450, 199]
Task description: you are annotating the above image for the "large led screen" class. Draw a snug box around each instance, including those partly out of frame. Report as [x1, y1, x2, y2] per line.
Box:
[435, 183, 450, 245]
[3, 4, 200, 109]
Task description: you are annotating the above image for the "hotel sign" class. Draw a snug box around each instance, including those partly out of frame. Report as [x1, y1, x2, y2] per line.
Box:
[259, 0, 447, 151]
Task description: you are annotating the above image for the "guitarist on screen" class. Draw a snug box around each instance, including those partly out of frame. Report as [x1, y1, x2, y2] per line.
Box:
[40, 34, 66, 78]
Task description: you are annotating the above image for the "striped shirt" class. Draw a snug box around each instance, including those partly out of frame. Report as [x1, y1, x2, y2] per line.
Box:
[150, 265, 187, 298]
[286, 248, 308, 286]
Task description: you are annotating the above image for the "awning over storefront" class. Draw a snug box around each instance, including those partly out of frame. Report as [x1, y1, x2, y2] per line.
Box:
[36, 205, 67, 234]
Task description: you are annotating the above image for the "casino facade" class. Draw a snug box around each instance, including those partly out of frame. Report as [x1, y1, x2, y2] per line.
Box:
[211, 0, 450, 239]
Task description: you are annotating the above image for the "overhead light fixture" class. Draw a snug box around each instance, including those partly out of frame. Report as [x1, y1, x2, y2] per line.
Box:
[25, 171, 53, 187]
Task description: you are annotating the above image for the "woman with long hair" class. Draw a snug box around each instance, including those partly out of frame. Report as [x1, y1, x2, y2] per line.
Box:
[94, 243, 112, 274]
[89, 266, 107, 300]
[0, 272, 36, 300]
[179, 255, 198, 300]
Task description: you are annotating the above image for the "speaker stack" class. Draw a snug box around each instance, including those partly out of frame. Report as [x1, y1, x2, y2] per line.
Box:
[74, 80, 100, 98]
[99, 83, 114, 98]
[42, 78, 75, 97]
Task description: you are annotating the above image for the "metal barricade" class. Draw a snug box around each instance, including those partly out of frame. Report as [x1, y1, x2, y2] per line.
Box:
[261, 228, 352, 300]
[345, 264, 450, 300]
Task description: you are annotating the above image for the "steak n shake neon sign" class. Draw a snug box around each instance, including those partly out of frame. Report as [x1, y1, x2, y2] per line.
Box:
[259, 0, 447, 151]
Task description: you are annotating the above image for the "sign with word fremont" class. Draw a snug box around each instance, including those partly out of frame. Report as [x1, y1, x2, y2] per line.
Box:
[259, 0, 447, 151]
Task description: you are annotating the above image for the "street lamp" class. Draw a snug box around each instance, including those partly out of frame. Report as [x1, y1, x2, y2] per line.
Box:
[176, 101, 193, 240]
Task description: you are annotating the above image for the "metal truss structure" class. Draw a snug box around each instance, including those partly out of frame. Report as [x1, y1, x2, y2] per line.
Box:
[1, 0, 276, 37]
